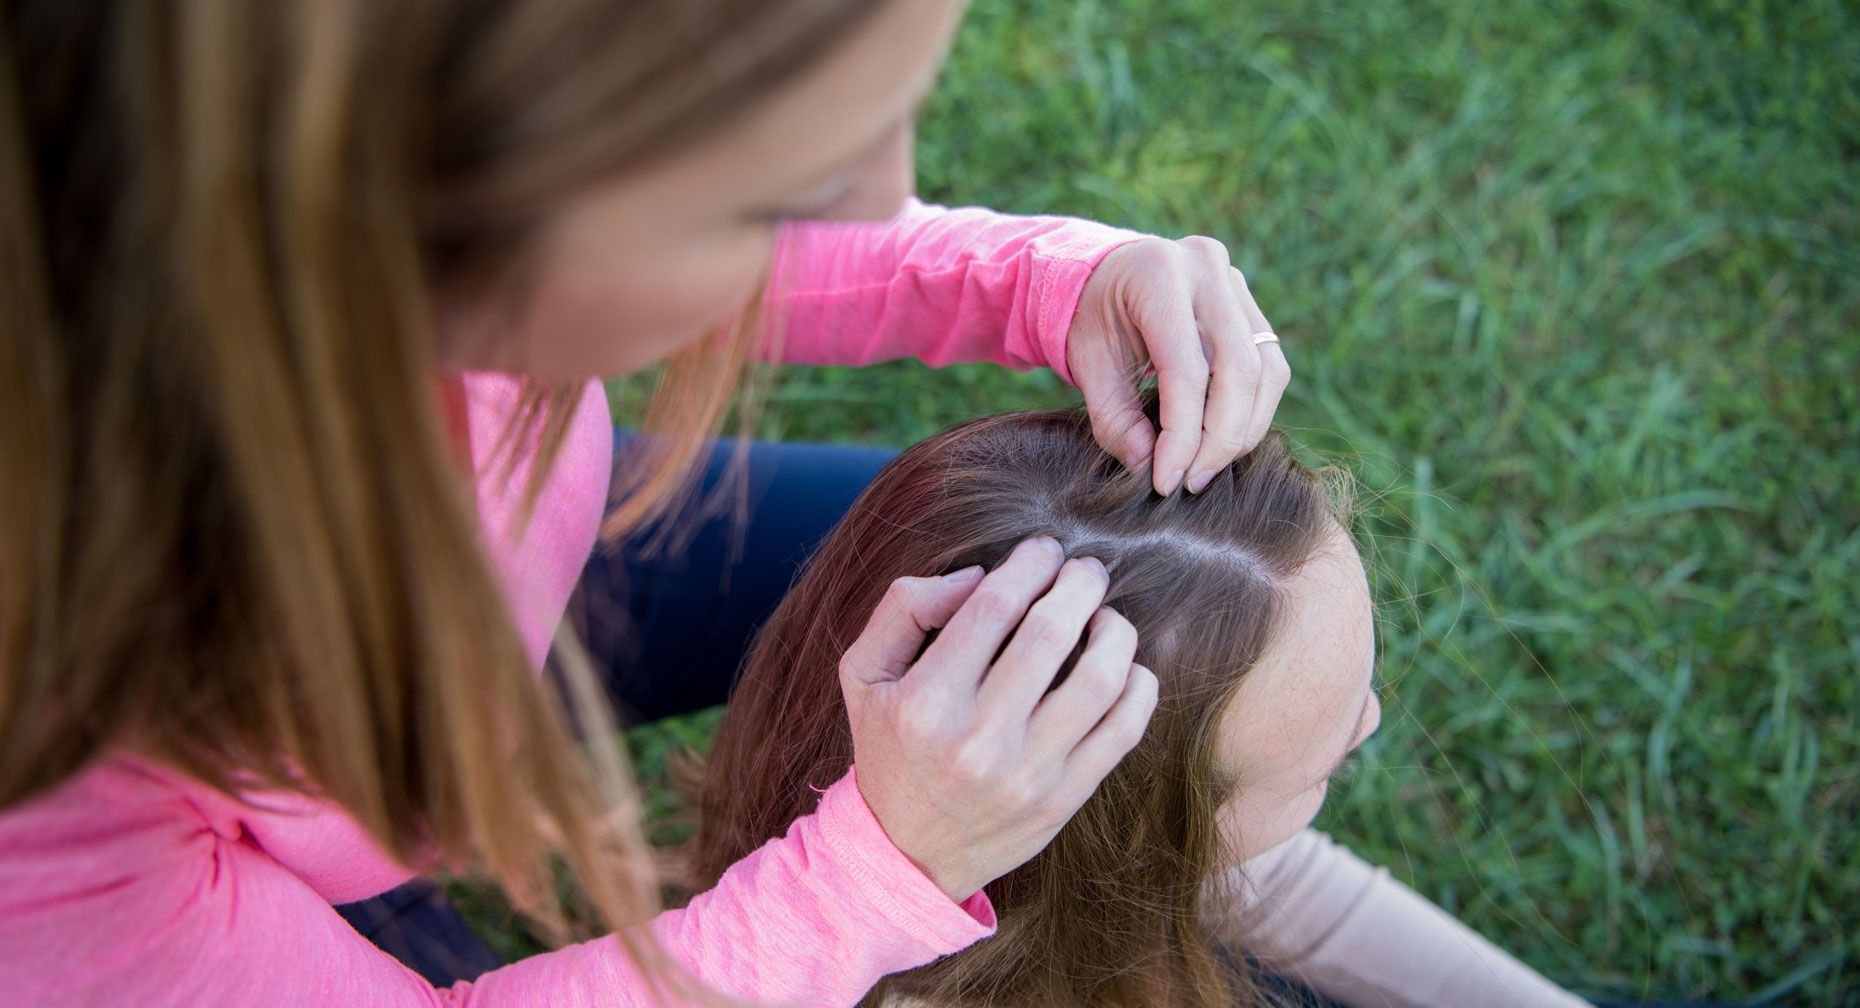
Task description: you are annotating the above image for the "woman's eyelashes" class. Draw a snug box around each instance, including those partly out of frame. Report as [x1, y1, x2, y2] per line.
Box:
[751, 183, 858, 224]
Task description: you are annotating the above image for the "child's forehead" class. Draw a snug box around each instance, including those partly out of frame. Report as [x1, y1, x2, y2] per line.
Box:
[1211, 537, 1376, 775]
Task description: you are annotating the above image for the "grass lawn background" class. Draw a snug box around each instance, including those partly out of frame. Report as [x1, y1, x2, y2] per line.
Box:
[498, 1, 1857, 1004]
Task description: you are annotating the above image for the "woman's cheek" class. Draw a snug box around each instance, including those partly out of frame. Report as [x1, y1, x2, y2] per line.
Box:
[540, 227, 775, 377]
[647, 224, 778, 336]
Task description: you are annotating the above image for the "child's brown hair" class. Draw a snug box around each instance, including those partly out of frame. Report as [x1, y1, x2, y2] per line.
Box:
[689, 399, 1353, 1006]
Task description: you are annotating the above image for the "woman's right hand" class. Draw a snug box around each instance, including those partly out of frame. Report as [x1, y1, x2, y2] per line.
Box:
[839, 536, 1159, 902]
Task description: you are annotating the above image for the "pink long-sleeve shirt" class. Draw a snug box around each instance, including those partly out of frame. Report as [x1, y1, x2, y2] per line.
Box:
[0, 199, 1141, 1008]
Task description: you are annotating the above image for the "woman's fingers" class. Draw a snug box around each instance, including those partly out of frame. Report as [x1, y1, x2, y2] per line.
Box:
[1067, 234, 1292, 494]
[1241, 338, 1290, 455]
[1217, 266, 1288, 465]
[977, 556, 1111, 719]
[1180, 264, 1260, 493]
[1072, 342, 1158, 474]
[840, 539, 1156, 902]
[1061, 662, 1158, 789]
[1182, 249, 1282, 490]
[914, 536, 1067, 695]
[838, 569, 984, 688]
[1028, 606, 1141, 752]
[1142, 279, 1212, 497]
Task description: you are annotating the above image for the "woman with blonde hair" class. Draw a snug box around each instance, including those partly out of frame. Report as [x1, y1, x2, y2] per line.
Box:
[0, 0, 1293, 1004]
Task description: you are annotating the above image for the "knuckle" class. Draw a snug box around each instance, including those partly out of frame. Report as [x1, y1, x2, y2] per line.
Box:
[1006, 776, 1046, 816]
[1016, 610, 1072, 655]
[1137, 234, 1177, 259]
[881, 576, 919, 610]
[1200, 415, 1247, 450]
[1073, 659, 1128, 710]
[967, 582, 1021, 622]
[893, 695, 945, 747]
[1093, 408, 1146, 448]
[1180, 234, 1229, 263]
[948, 737, 994, 784]
[1262, 353, 1292, 388]
[1121, 239, 1175, 280]
[1208, 425, 1248, 452]
[1034, 789, 1079, 824]
[1107, 714, 1148, 753]
[1169, 364, 1212, 395]
[1228, 265, 1254, 292]
[1226, 348, 1263, 378]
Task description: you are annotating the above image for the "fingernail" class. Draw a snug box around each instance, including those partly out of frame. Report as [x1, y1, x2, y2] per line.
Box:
[1161, 469, 1186, 495]
[943, 565, 984, 583]
[1075, 556, 1107, 579]
[1027, 536, 1064, 558]
[1186, 470, 1217, 494]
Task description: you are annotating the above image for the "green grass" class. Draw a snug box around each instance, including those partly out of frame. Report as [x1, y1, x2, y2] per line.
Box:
[762, 2, 1858, 1002]
[555, 1, 1859, 1003]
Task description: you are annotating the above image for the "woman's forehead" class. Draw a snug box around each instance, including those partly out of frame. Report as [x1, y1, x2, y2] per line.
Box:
[661, 0, 964, 200]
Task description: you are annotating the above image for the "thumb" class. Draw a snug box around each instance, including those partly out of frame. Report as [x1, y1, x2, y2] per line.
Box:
[839, 570, 985, 690]
[1075, 347, 1157, 475]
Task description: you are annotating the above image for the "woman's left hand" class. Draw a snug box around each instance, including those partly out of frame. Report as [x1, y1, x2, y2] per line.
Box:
[1066, 235, 1291, 496]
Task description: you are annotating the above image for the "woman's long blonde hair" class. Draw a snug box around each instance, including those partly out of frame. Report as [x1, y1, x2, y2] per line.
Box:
[0, 0, 881, 978]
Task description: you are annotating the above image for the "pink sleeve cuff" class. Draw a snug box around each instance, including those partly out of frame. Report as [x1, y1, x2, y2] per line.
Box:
[1029, 232, 1141, 386]
[816, 767, 997, 949]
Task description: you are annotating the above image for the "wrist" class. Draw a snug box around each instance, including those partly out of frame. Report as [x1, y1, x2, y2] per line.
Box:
[851, 768, 979, 903]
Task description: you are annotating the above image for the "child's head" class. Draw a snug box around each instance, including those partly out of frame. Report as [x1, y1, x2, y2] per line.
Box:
[690, 400, 1376, 1006]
